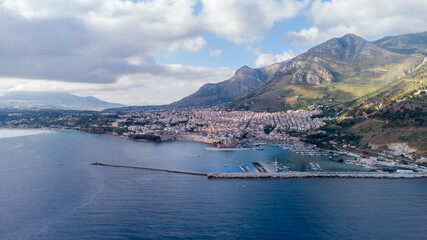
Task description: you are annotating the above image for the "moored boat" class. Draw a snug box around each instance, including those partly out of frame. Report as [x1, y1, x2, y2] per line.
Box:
[329, 156, 344, 162]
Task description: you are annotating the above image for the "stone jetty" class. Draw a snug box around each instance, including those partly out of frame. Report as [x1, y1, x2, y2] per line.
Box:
[91, 162, 206, 176]
[207, 172, 427, 179]
[91, 163, 427, 179]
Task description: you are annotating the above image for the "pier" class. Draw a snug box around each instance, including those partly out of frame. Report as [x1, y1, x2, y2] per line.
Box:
[207, 172, 427, 179]
[90, 162, 206, 176]
[91, 163, 427, 179]
[252, 162, 267, 173]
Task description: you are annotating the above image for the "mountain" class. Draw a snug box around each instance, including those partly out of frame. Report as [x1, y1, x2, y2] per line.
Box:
[348, 59, 426, 122]
[0, 91, 125, 111]
[295, 60, 426, 163]
[343, 61, 427, 160]
[373, 31, 427, 56]
[173, 33, 425, 111]
[231, 33, 424, 111]
[170, 65, 276, 107]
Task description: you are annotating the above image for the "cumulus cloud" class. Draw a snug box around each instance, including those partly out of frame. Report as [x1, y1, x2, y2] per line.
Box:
[0, 0, 207, 83]
[284, 0, 427, 45]
[201, 0, 308, 43]
[254, 50, 295, 67]
[0, 0, 206, 83]
[209, 49, 222, 57]
[0, 0, 307, 83]
[0, 0, 309, 105]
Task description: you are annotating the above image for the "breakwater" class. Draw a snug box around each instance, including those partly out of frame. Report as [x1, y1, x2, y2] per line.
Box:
[207, 172, 427, 179]
[91, 163, 427, 179]
[91, 162, 206, 176]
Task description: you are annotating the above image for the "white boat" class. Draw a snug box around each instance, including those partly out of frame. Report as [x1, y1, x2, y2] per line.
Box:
[272, 159, 290, 172]
[309, 162, 322, 171]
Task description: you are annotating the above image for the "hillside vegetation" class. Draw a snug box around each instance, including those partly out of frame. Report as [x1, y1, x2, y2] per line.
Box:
[231, 34, 424, 111]
[172, 32, 427, 113]
[338, 61, 427, 160]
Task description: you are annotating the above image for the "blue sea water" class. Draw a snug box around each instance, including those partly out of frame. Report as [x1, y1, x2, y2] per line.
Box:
[0, 130, 426, 239]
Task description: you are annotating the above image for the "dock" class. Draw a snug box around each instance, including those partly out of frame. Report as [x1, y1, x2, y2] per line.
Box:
[257, 161, 277, 173]
[207, 172, 427, 179]
[90, 162, 206, 176]
[252, 162, 267, 173]
[91, 163, 427, 179]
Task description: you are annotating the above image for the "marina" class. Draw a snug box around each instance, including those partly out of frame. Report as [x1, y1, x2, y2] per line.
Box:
[207, 172, 427, 179]
[279, 142, 330, 156]
[90, 162, 427, 180]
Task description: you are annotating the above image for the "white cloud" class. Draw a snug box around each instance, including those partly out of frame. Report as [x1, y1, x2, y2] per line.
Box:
[201, 0, 308, 44]
[0, 0, 306, 86]
[284, 0, 427, 45]
[209, 49, 222, 57]
[0, 64, 233, 105]
[0, 0, 208, 83]
[180, 37, 207, 52]
[254, 50, 295, 67]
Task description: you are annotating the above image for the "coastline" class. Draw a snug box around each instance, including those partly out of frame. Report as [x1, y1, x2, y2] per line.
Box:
[3, 127, 425, 174]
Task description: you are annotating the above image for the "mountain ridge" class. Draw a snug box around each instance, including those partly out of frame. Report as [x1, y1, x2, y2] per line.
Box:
[0, 91, 125, 111]
[233, 33, 425, 111]
[373, 31, 427, 56]
[169, 31, 427, 112]
[170, 65, 269, 107]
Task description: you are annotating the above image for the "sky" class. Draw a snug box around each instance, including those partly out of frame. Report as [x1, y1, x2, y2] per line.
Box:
[0, 0, 426, 106]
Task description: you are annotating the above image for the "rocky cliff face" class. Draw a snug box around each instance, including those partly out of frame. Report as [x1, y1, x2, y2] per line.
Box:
[278, 60, 334, 85]
[222, 66, 266, 98]
[283, 34, 400, 85]
[170, 65, 268, 107]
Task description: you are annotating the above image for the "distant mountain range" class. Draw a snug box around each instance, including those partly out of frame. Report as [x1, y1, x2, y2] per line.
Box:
[373, 31, 427, 56]
[0, 91, 125, 111]
[172, 31, 427, 112]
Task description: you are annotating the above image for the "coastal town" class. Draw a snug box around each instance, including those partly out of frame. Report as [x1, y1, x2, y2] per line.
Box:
[112, 108, 326, 146]
[0, 107, 326, 145]
[1, 107, 426, 175]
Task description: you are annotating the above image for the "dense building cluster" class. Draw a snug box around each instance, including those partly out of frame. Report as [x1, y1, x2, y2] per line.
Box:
[112, 108, 325, 145]
[0, 108, 326, 147]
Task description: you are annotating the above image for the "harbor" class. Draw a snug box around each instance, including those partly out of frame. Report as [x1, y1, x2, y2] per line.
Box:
[85, 133, 426, 177]
[90, 162, 427, 179]
[207, 172, 427, 179]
